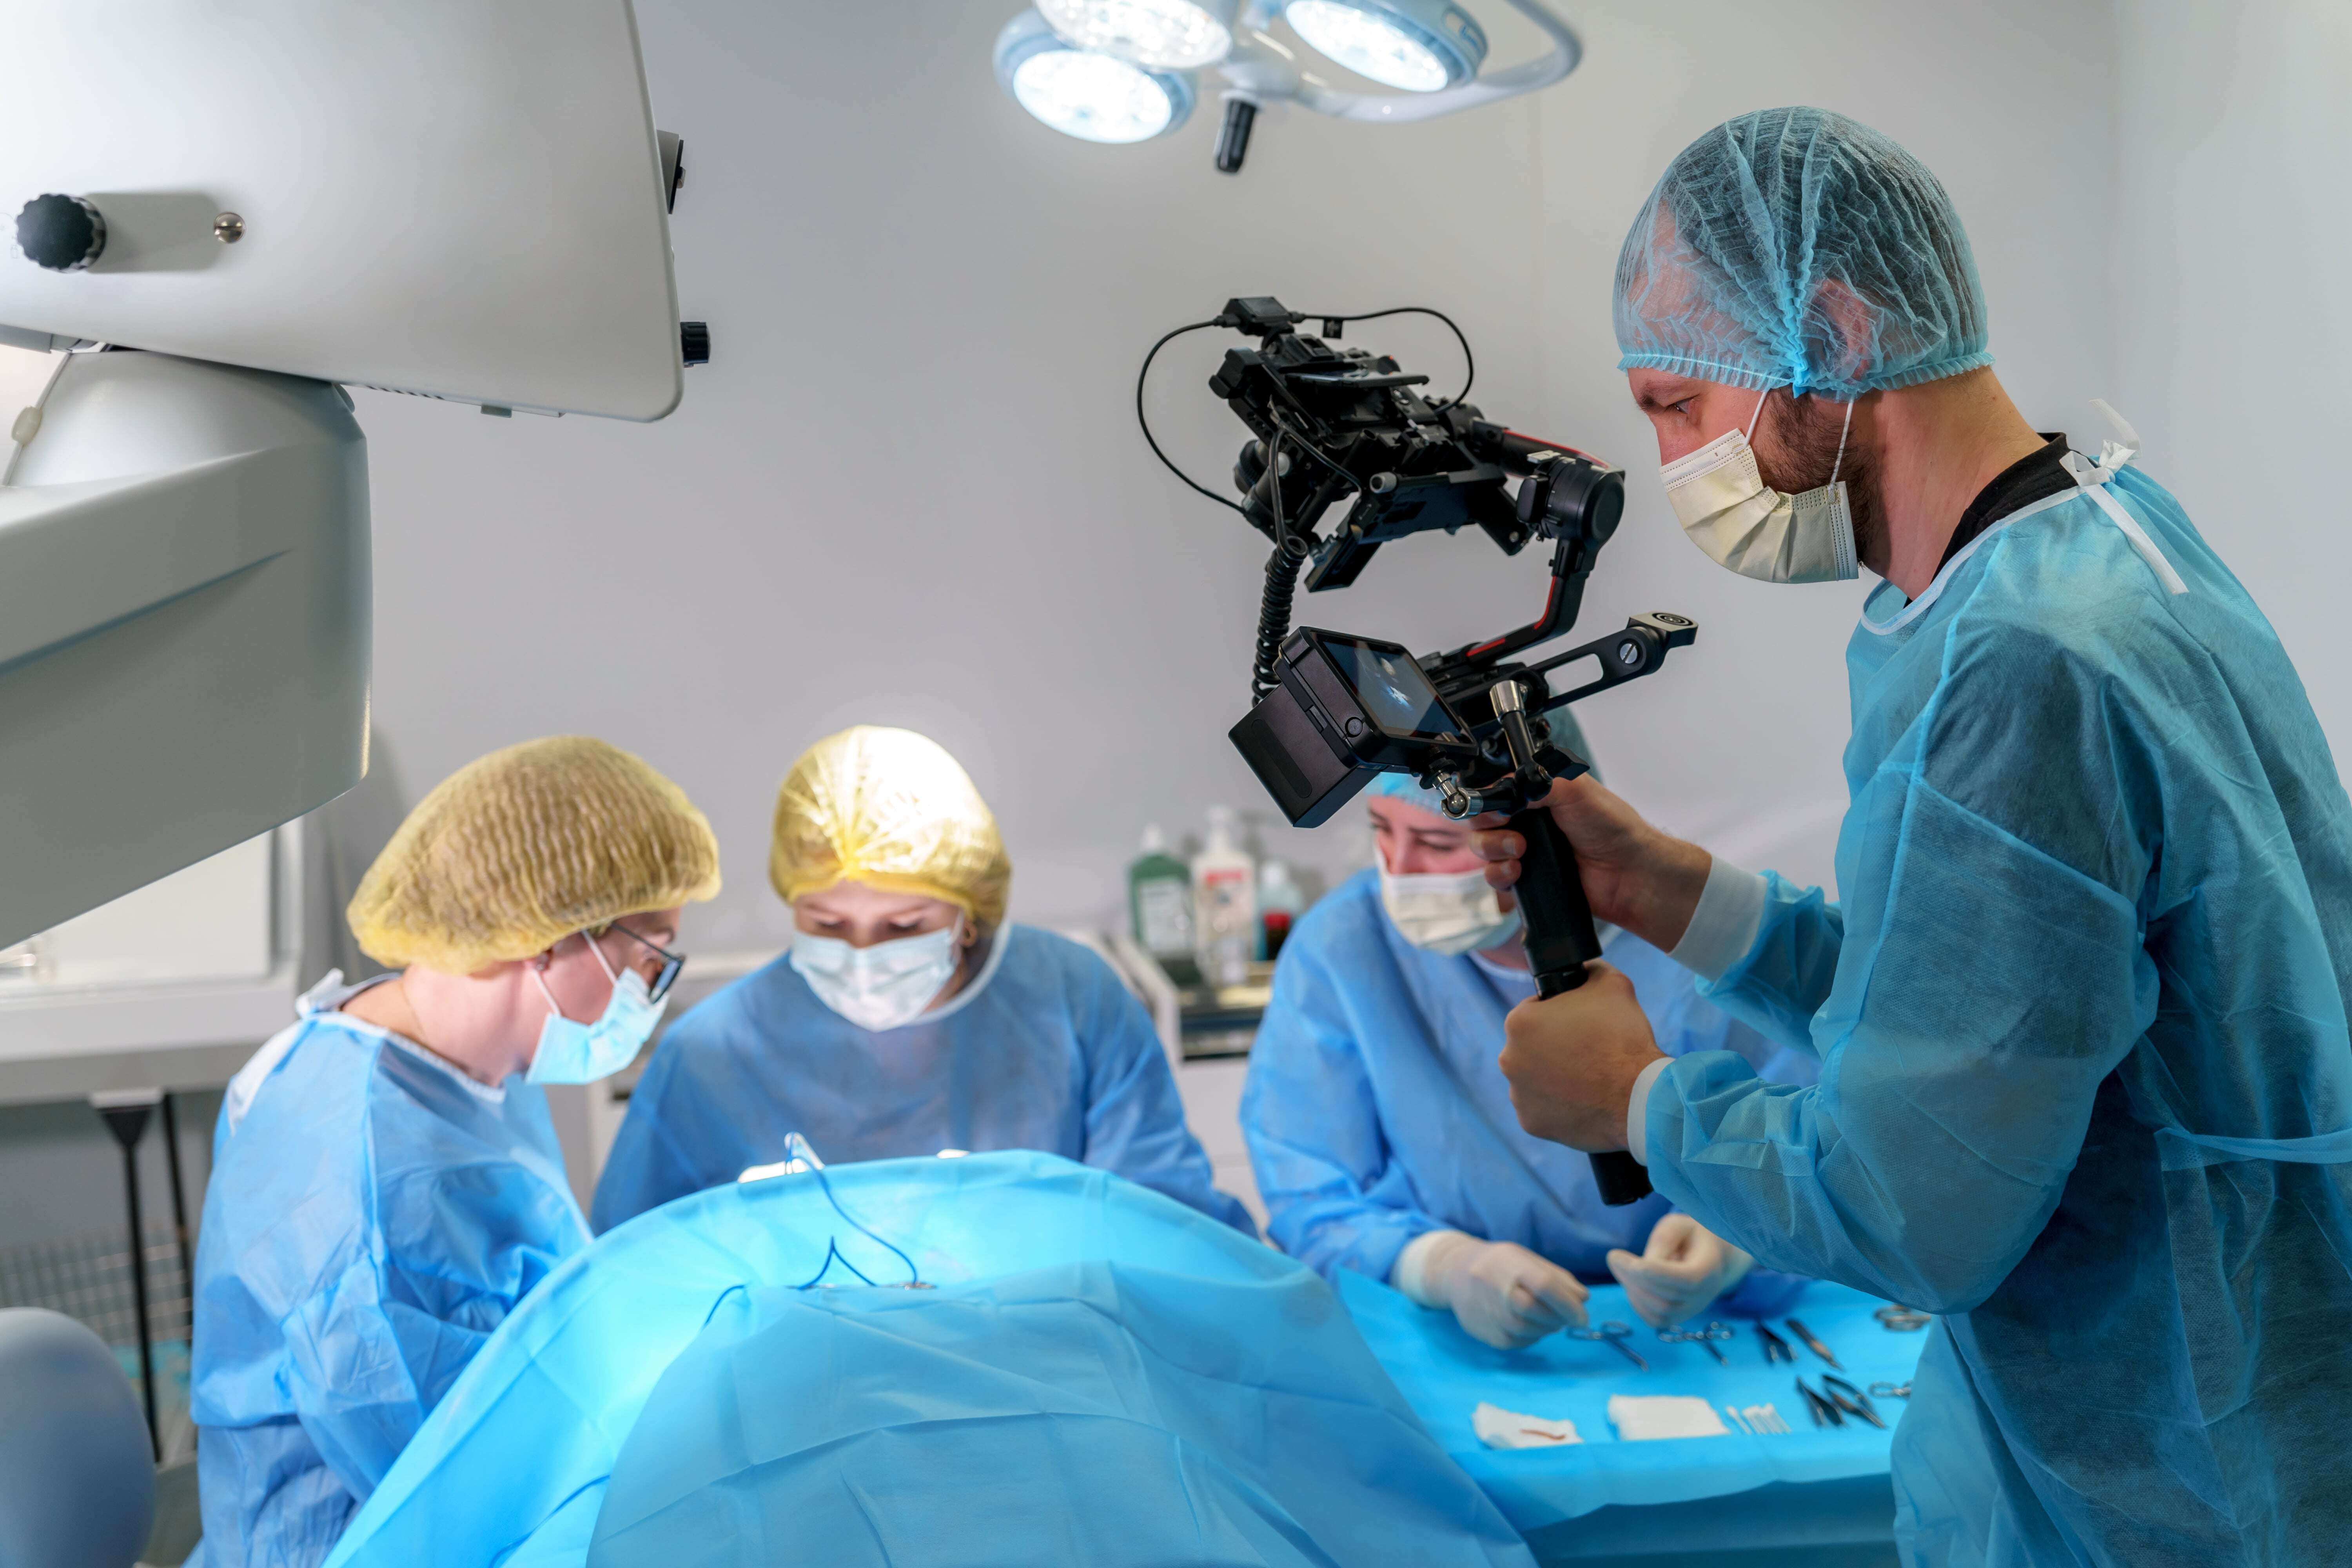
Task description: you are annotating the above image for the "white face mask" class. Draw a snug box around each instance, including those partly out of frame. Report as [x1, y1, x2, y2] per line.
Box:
[1378, 863, 1523, 956]
[1662, 388, 1858, 584]
[791, 921, 964, 1032]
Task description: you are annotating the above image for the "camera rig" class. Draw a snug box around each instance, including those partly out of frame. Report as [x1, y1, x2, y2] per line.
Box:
[1142, 296, 1700, 1205]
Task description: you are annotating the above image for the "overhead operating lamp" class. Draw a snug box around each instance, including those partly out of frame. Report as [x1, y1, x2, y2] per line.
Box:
[993, 0, 1579, 170]
[0, 2, 697, 947]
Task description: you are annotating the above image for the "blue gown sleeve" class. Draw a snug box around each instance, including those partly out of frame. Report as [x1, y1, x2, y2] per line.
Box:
[1238, 943, 1444, 1284]
[1073, 955, 1256, 1234]
[1612, 935, 1815, 1312]
[278, 1257, 483, 1510]
[1646, 633, 2159, 1314]
[1700, 875, 1847, 1055]
[590, 1040, 705, 1233]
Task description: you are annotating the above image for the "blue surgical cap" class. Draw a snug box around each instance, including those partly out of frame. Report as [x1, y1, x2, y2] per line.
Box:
[1365, 710, 1596, 815]
[1614, 107, 1992, 401]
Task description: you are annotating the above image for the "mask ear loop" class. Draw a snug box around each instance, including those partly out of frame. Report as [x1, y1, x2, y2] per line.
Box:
[1829, 399, 1855, 488]
[534, 930, 622, 1024]
[1744, 387, 1772, 439]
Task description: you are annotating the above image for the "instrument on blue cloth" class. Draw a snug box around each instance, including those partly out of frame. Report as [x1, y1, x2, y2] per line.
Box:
[1565, 1319, 1648, 1371]
[1655, 1320, 1733, 1365]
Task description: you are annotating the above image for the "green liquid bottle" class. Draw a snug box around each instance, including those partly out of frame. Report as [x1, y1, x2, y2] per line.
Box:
[1129, 824, 1194, 966]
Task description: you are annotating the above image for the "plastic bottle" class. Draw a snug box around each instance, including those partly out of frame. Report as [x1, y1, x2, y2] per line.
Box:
[1256, 858, 1306, 961]
[1192, 806, 1257, 987]
[1127, 824, 1195, 963]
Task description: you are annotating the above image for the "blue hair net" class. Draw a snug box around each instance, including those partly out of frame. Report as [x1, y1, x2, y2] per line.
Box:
[1614, 108, 1993, 400]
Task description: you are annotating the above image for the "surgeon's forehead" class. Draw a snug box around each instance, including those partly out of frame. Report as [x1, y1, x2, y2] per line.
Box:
[798, 880, 939, 917]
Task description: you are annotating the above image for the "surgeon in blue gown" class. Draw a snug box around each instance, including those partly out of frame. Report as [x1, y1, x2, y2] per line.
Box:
[594, 726, 1249, 1234]
[1241, 757, 1816, 1350]
[189, 737, 723, 1568]
[1486, 109, 2352, 1566]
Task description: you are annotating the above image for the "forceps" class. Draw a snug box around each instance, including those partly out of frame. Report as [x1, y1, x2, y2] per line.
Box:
[1566, 1319, 1649, 1371]
[1656, 1320, 1735, 1365]
[1756, 1322, 1795, 1363]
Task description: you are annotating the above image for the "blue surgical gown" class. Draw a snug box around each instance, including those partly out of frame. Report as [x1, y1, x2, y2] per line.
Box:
[190, 976, 590, 1568]
[1644, 467, 2352, 1566]
[593, 925, 1251, 1234]
[1240, 868, 1816, 1307]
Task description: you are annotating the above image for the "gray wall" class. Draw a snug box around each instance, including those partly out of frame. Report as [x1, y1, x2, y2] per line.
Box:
[2111, 0, 2352, 744]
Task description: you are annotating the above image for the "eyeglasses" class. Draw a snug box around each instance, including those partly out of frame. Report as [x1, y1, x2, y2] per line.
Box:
[601, 920, 686, 1002]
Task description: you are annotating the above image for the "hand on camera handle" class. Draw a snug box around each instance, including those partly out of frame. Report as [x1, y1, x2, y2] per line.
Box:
[1471, 774, 1714, 956]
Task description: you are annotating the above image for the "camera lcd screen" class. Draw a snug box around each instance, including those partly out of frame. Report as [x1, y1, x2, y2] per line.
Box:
[1323, 637, 1458, 739]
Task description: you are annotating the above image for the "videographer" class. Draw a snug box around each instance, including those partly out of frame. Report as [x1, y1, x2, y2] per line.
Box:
[1478, 107, 2352, 1565]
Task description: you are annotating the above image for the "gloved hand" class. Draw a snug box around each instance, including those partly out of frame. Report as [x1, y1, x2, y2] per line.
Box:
[1606, 1212, 1753, 1327]
[1395, 1230, 1589, 1350]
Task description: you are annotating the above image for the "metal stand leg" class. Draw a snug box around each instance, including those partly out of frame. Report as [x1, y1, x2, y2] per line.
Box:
[92, 1089, 163, 1462]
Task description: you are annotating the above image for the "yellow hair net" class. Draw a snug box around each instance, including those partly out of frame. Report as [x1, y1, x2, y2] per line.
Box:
[769, 727, 1011, 929]
[348, 736, 722, 973]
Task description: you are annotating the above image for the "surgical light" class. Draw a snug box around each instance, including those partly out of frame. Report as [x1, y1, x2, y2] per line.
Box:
[996, 12, 1195, 144]
[1037, 0, 1236, 70]
[1285, 0, 1484, 93]
[994, 2, 1577, 172]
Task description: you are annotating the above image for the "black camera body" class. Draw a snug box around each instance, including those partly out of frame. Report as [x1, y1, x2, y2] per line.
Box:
[1149, 295, 1700, 1207]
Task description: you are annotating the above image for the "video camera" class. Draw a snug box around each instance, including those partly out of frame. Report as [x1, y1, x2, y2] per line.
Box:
[1142, 297, 1700, 1205]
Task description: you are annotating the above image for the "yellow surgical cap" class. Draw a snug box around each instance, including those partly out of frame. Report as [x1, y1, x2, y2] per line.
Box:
[769, 726, 1011, 929]
[348, 736, 722, 974]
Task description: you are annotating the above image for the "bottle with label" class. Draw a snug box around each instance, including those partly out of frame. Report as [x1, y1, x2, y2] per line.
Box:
[1128, 824, 1194, 964]
[1257, 858, 1306, 961]
[1193, 806, 1257, 987]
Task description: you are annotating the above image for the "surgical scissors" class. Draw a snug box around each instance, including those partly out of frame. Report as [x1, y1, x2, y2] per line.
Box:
[1874, 1304, 1931, 1332]
[1566, 1319, 1649, 1371]
[1820, 1374, 1886, 1429]
[1657, 1320, 1734, 1365]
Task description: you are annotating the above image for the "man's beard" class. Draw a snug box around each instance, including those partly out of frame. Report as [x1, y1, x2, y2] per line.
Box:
[1752, 392, 1884, 575]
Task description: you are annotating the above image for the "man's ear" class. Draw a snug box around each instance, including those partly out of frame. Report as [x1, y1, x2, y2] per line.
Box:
[1811, 278, 1878, 389]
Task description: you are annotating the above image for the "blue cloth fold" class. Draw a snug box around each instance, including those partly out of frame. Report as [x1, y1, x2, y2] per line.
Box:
[323, 1152, 1531, 1568]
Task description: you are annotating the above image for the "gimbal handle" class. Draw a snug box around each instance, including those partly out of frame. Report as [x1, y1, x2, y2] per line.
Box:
[1490, 681, 1655, 1207]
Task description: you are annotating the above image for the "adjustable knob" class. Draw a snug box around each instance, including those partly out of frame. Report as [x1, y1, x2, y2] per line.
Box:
[680, 320, 710, 367]
[15, 194, 106, 272]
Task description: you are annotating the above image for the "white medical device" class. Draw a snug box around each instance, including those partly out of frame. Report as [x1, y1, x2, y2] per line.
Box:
[0, 2, 692, 947]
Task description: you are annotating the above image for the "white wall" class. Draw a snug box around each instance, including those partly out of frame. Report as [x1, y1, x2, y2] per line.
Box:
[2111, 0, 2352, 747]
[334, 0, 2117, 951]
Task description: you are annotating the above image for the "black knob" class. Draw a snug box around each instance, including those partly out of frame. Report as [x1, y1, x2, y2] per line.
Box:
[15, 194, 106, 272]
[680, 320, 710, 367]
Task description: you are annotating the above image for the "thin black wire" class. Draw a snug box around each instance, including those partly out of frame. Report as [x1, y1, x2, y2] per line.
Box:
[790, 1161, 921, 1289]
[1137, 320, 1248, 515]
[1299, 305, 1475, 411]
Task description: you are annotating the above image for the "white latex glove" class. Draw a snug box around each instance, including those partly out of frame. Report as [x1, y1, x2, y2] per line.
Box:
[1396, 1230, 1589, 1350]
[1606, 1212, 1753, 1328]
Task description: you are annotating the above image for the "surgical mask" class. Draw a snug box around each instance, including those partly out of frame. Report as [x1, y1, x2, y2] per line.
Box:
[791, 921, 964, 1032]
[1379, 863, 1523, 956]
[1662, 388, 1858, 584]
[527, 933, 667, 1085]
